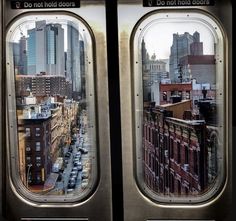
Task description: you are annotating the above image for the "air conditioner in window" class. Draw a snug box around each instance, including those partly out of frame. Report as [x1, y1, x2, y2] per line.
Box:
[183, 164, 189, 172]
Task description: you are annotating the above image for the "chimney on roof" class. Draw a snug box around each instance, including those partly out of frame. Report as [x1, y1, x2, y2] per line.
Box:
[202, 86, 207, 99]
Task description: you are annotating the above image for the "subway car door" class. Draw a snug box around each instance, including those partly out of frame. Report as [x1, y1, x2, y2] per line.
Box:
[118, 0, 232, 220]
[1, 0, 112, 220]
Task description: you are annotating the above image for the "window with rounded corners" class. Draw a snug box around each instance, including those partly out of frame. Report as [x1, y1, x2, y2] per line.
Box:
[132, 11, 227, 204]
[6, 13, 98, 203]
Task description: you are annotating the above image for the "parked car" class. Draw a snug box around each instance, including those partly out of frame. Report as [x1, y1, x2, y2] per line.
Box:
[81, 169, 89, 179]
[81, 179, 89, 189]
[79, 147, 88, 154]
[64, 158, 69, 164]
[67, 178, 76, 189]
[65, 152, 71, 158]
[70, 171, 78, 179]
[68, 146, 73, 153]
[74, 161, 82, 167]
[72, 167, 79, 172]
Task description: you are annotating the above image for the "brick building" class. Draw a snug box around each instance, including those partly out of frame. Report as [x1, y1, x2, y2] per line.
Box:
[143, 102, 217, 196]
[160, 83, 192, 105]
[179, 55, 216, 84]
[15, 74, 72, 100]
[18, 99, 79, 187]
[19, 106, 52, 186]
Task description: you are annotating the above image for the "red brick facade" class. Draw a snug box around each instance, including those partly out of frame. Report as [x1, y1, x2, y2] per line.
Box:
[160, 83, 192, 105]
[143, 106, 213, 196]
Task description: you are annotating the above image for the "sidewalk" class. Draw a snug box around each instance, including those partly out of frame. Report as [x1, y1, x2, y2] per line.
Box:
[43, 172, 59, 192]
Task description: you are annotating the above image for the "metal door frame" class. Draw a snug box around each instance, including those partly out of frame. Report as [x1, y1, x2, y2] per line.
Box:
[2, 0, 113, 220]
[118, 0, 232, 220]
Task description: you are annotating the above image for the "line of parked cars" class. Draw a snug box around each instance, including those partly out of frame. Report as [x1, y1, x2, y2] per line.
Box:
[67, 147, 89, 191]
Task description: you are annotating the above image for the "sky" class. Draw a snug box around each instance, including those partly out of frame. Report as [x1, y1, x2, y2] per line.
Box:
[143, 21, 216, 60]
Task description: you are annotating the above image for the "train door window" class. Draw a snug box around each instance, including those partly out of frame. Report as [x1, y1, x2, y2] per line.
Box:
[6, 14, 98, 203]
[133, 11, 226, 203]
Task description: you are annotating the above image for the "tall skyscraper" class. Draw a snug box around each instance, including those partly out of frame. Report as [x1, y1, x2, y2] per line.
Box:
[66, 24, 81, 97]
[45, 23, 65, 77]
[169, 31, 203, 82]
[27, 28, 36, 74]
[27, 20, 65, 76]
[35, 20, 47, 74]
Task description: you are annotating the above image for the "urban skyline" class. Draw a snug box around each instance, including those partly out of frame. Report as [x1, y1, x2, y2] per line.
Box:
[12, 20, 86, 99]
[9, 19, 220, 199]
[143, 22, 215, 59]
[141, 29, 218, 197]
[10, 19, 93, 196]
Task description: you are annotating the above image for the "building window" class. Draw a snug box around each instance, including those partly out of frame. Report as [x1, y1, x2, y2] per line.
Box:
[148, 127, 151, 142]
[177, 180, 181, 195]
[177, 142, 181, 164]
[35, 142, 41, 151]
[170, 139, 174, 159]
[36, 173, 41, 183]
[25, 128, 31, 137]
[36, 163, 41, 167]
[165, 169, 169, 188]
[163, 135, 168, 149]
[35, 128, 40, 137]
[149, 152, 152, 167]
[194, 151, 199, 175]
[208, 134, 218, 183]
[185, 187, 189, 196]
[170, 174, 175, 193]
[160, 148, 163, 164]
[186, 91, 190, 99]
[155, 159, 159, 177]
[36, 156, 41, 163]
[178, 91, 182, 99]
[26, 156, 31, 164]
[184, 145, 189, 164]
[26, 143, 31, 152]
[163, 91, 167, 101]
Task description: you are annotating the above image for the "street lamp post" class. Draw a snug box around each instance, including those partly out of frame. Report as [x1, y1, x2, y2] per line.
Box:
[26, 163, 32, 189]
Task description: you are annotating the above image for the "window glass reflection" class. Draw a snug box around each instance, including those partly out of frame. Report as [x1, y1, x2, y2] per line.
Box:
[140, 17, 222, 199]
[7, 16, 96, 198]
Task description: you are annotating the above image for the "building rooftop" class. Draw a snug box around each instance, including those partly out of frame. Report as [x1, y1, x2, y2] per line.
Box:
[22, 111, 51, 120]
[160, 99, 191, 108]
[166, 117, 205, 126]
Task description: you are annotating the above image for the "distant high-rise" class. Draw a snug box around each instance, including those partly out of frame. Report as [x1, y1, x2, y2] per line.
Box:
[35, 20, 47, 74]
[141, 38, 148, 66]
[79, 40, 86, 99]
[27, 28, 36, 74]
[46, 23, 65, 76]
[169, 31, 203, 82]
[19, 36, 27, 75]
[66, 24, 81, 98]
[141, 39, 168, 104]
[27, 20, 65, 76]
[12, 42, 20, 74]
